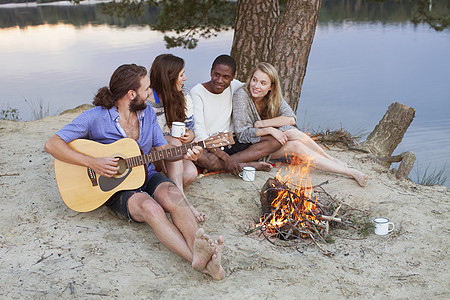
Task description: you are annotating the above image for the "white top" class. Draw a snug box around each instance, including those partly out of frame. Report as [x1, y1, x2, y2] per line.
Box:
[191, 79, 244, 140]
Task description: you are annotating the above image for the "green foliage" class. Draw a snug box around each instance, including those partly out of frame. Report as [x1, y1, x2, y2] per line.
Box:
[152, 0, 235, 49]
[100, 0, 157, 19]
[324, 234, 335, 243]
[410, 0, 450, 31]
[0, 106, 20, 121]
[365, 0, 450, 31]
[101, 0, 235, 49]
[413, 163, 448, 186]
[354, 217, 375, 238]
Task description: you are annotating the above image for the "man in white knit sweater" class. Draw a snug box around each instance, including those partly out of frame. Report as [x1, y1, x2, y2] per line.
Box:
[191, 55, 281, 175]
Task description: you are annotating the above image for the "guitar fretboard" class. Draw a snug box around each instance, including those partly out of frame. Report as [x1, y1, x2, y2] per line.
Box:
[125, 140, 206, 168]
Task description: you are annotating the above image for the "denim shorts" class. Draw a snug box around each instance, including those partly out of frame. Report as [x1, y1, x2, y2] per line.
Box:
[106, 172, 173, 222]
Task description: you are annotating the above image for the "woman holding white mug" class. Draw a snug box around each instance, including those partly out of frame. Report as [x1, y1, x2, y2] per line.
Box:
[147, 54, 205, 221]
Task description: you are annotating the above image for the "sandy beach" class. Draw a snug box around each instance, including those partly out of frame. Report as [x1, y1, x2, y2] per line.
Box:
[0, 109, 449, 299]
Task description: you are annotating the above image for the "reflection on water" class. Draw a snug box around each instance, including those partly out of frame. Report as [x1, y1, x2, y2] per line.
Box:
[298, 20, 450, 187]
[0, 0, 449, 187]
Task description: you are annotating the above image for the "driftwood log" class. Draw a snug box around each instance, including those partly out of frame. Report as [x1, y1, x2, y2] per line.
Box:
[363, 102, 416, 179]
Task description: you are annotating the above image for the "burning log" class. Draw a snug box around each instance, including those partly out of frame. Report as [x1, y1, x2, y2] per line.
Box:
[247, 155, 371, 255]
[257, 177, 330, 240]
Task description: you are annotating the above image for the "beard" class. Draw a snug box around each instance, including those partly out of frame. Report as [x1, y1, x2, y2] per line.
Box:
[129, 95, 147, 112]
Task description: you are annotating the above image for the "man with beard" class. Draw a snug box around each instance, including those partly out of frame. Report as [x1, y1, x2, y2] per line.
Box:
[192, 55, 281, 175]
[45, 64, 225, 280]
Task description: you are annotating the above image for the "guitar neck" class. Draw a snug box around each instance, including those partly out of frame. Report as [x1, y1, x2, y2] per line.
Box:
[126, 140, 206, 168]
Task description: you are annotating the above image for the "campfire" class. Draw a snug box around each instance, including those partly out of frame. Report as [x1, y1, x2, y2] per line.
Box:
[247, 155, 366, 253]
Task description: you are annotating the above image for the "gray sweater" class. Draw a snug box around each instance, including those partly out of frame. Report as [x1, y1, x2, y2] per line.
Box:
[232, 87, 296, 144]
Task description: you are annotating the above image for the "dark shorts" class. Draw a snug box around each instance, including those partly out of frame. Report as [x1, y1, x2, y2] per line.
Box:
[106, 172, 173, 222]
[223, 138, 252, 155]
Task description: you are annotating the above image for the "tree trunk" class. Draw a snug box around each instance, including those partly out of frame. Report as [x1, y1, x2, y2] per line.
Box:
[363, 102, 416, 179]
[363, 102, 415, 160]
[230, 0, 280, 80]
[269, 0, 322, 112]
[231, 0, 321, 112]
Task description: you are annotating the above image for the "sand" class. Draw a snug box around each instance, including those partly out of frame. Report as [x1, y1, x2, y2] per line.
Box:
[0, 110, 449, 299]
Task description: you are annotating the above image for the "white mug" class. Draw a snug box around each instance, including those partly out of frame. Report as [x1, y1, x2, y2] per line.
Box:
[171, 122, 186, 138]
[373, 217, 395, 235]
[239, 166, 256, 182]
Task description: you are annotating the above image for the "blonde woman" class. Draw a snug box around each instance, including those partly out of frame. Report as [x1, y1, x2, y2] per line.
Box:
[232, 62, 368, 187]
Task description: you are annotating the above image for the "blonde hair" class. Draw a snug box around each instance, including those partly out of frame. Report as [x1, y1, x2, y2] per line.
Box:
[245, 62, 283, 119]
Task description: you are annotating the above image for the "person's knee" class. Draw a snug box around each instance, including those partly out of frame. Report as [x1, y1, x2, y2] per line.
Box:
[289, 140, 303, 150]
[140, 199, 166, 220]
[166, 135, 182, 147]
[259, 135, 283, 153]
[195, 152, 222, 170]
[156, 182, 185, 210]
[183, 164, 198, 186]
[129, 193, 165, 222]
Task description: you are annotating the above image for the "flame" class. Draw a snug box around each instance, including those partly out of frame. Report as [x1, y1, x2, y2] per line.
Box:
[258, 154, 323, 237]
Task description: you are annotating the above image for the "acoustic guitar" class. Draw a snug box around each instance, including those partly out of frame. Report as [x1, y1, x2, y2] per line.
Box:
[54, 133, 234, 212]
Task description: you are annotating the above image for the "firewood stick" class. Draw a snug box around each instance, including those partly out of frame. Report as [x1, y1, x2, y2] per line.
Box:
[331, 204, 342, 218]
[245, 199, 283, 235]
[320, 215, 342, 222]
[0, 173, 19, 177]
[309, 234, 333, 256]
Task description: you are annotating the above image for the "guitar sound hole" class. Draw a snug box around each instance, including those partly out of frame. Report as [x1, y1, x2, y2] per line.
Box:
[115, 157, 127, 176]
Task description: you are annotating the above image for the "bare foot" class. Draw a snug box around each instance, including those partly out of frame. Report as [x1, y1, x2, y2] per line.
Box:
[349, 169, 369, 187]
[183, 195, 206, 222]
[203, 236, 225, 280]
[241, 161, 273, 172]
[192, 228, 215, 271]
[190, 206, 206, 222]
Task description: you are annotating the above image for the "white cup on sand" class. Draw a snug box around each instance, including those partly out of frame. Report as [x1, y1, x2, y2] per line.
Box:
[239, 167, 256, 182]
[373, 217, 394, 235]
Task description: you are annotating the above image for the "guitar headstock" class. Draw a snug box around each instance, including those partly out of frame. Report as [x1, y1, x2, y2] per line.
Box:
[203, 132, 235, 149]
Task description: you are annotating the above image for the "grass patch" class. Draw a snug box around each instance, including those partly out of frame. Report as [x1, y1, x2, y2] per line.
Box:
[351, 216, 375, 238]
[413, 163, 448, 186]
[25, 98, 51, 120]
[0, 106, 20, 121]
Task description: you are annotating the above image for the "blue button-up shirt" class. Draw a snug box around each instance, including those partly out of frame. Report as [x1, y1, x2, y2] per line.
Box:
[56, 105, 167, 177]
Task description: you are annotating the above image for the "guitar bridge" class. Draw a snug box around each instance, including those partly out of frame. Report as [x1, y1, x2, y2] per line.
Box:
[87, 167, 98, 187]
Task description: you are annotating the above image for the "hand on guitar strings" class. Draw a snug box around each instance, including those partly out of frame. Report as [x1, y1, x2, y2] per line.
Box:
[183, 143, 203, 162]
[90, 157, 120, 177]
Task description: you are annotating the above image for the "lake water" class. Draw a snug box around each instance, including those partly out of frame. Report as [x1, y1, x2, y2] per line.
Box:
[0, 0, 449, 187]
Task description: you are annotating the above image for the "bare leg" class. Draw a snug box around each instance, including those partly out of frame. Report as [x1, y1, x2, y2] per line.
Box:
[195, 135, 280, 172]
[195, 151, 224, 171]
[242, 161, 273, 172]
[271, 141, 368, 187]
[128, 192, 194, 261]
[164, 136, 205, 222]
[284, 129, 348, 167]
[151, 182, 200, 250]
[128, 184, 217, 273]
[230, 135, 281, 163]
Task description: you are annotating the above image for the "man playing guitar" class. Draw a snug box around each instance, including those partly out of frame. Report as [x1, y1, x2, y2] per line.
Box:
[45, 64, 225, 280]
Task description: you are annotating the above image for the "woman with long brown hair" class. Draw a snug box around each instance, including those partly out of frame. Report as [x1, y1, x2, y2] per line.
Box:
[233, 62, 369, 187]
[148, 54, 205, 221]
